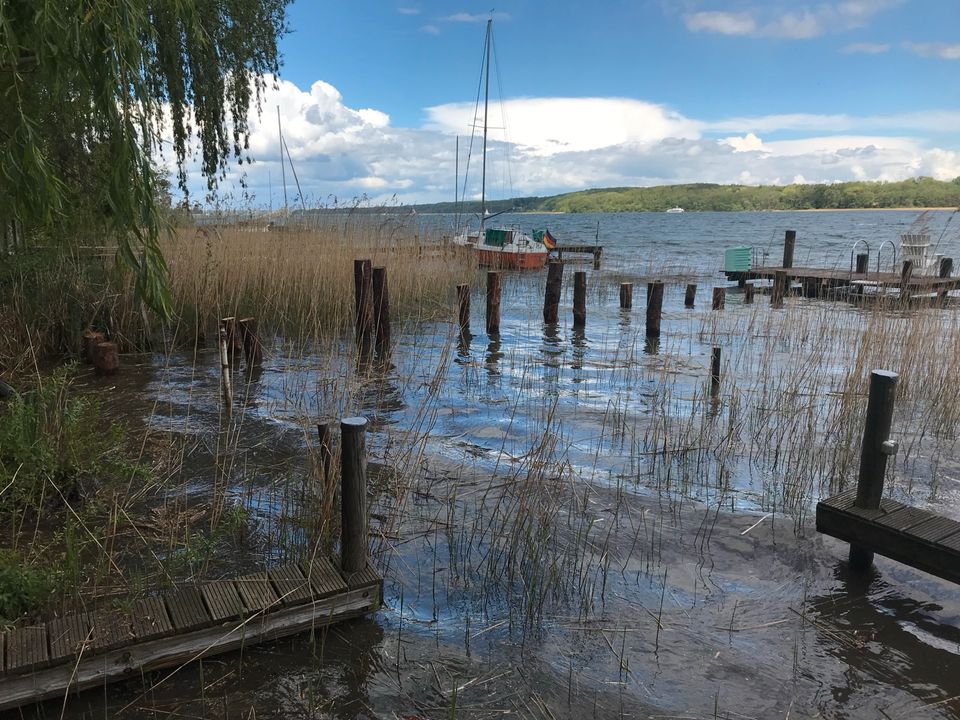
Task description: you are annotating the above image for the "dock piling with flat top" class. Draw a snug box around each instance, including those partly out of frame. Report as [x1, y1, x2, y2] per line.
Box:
[340, 416, 369, 575]
[354, 259, 374, 350]
[712, 287, 725, 310]
[372, 267, 390, 351]
[771, 270, 786, 308]
[543, 261, 563, 323]
[685, 283, 697, 308]
[783, 230, 796, 269]
[573, 271, 587, 328]
[456, 283, 471, 335]
[619, 282, 633, 309]
[486, 271, 502, 335]
[744, 283, 754, 304]
[646, 281, 664, 337]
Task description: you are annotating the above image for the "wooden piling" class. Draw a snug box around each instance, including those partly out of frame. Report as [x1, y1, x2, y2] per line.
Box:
[744, 283, 754, 304]
[573, 271, 587, 328]
[456, 283, 471, 335]
[486, 271, 501, 335]
[710, 347, 721, 392]
[684, 283, 697, 308]
[543, 262, 563, 323]
[218, 328, 232, 413]
[83, 330, 106, 364]
[619, 282, 633, 309]
[712, 286, 725, 310]
[340, 416, 369, 575]
[372, 267, 390, 350]
[783, 230, 796, 269]
[316, 419, 333, 486]
[771, 270, 786, 308]
[901, 259, 914, 287]
[237, 317, 263, 367]
[220, 317, 243, 361]
[850, 370, 898, 570]
[645, 281, 664, 338]
[855, 253, 869, 275]
[92, 342, 119, 376]
[353, 259, 374, 349]
[939, 257, 953, 278]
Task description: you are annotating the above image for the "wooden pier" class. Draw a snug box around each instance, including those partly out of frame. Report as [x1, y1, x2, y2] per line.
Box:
[726, 266, 960, 299]
[0, 417, 382, 712]
[554, 244, 603, 267]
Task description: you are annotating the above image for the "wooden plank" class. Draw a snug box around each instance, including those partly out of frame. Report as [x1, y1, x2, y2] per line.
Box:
[300, 556, 348, 598]
[940, 532, 960, 553]
[6, 626, 49, 673]
[0, 586, 379, 712]
[846, 497, 904, 521]
[907, 516, 960, 543]
[200, 581, 245, 622]
[164, 587, 210, 633]
[47, 613, 92, 663]
[130, 597, 174, 642]
[342, 562, 382, 591]
[234, 572, 279, 613]
[820, 489, 856, 510]
[268, 564, 313, 605]
[92, 611, 130, 651]
[875, 505, 933, 532]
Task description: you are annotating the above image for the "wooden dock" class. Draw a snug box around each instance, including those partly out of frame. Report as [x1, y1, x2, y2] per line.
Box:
[726, 266, 960, 298]
[554, 244, 602, 266]
[0, 416, 382, 712]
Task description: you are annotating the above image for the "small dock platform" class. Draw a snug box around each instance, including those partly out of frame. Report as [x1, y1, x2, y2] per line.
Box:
[726, 266, 960, 298]
[554, 244, 603, 266]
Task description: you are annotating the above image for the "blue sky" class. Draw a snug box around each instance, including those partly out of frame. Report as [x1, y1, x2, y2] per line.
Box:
[177, 0, 960, 207]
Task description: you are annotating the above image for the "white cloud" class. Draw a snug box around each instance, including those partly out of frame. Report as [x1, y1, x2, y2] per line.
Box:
[705, 110, 960, 135]
[174, 76, 960, 207]
[904, 42, 960, 60]
[684, 0, 901, 39]
[397, 7, 420, 15]
[841, 41, 890, 54]
[441, 12, 510, 23]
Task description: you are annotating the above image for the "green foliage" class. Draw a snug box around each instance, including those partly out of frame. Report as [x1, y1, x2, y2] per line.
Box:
[0, 0, 290, 316]
[0, 551, 53, 623]
[535, 179, 960, 213]
[0, 366, 139, 515]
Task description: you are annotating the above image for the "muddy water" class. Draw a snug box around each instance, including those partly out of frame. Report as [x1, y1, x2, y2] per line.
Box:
[41, 211, 960, 719]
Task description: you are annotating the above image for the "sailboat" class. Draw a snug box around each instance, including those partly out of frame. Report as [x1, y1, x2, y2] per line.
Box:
[452, 19, 550, 271]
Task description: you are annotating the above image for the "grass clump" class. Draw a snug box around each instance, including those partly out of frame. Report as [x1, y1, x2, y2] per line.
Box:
[0, 550, 52, 623]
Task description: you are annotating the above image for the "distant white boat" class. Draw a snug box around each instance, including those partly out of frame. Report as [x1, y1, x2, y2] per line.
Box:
[666, 207, 684, 214]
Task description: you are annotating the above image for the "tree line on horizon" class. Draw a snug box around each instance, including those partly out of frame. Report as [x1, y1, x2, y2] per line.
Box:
[411, 177, 960, 214]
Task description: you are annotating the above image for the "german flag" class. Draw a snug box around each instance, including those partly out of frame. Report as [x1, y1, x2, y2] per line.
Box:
[542, 229, 558, 250]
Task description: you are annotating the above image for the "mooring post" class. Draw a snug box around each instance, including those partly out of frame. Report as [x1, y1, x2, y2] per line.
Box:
[316, 419, 333, 486]
[939, 257, 953, 278]
[685, 283, 697, 308]
[456, 283, 471, 335]
[486, 271, 501, 335]
[238, 317, 263, 367]
[771, 270, 786, 308]
[573, 271, 587, 328]
[593, 247, 601, 270]
[92, 342, 119, 376]
[353, 259, 374, 349]
[619, 282, 633, 309]
[744, 282, 755, 304]
[543, 261, 563, 323]
[220, 316, 243, 361]
[712, 286, 725, 310]
[83, 330, 106, 364]
[372, 266, 390, 350]
[849, 370, 899, 571]
[783, 230, 796, 269]
[855, 253, 869, 275]
[340, 416, 369, 575]
[646, 281, 664, 337]
[710, 347, 721, 393]
[218, 327, 233, 413]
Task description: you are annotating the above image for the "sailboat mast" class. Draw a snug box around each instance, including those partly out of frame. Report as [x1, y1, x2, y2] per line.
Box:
[277, 106, 289, 215]
[480, 17, 491, 225]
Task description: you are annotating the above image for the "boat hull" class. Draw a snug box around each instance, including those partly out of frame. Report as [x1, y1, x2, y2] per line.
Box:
[475, 247, 549, 270]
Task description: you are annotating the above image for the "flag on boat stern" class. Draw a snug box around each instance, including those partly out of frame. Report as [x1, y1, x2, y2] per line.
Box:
[541, 229, 558, 250]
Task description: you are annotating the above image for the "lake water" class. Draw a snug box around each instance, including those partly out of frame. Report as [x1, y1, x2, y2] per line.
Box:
[55, 209, 960, 719]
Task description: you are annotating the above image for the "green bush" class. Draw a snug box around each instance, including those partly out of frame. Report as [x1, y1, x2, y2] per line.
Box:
[0, 550, 52, 623]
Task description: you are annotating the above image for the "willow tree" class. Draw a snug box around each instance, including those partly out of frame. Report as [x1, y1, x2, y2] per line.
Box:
[0, 1, 289, 315]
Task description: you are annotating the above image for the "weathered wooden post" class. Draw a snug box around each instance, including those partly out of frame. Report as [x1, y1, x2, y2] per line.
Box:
[855, 253, 869, 275]
[685, 283, 697, 308]
[486, 271, 501, 335]
[92, 342, 120, 376]
[340, 416, 369, 575]
[316, 419, 333, 485]
[456, 283, 471, 335]
[83, 330, 106, 364]
[646, 281, 664, 337]
[939, 257, 953, 278]
[712, 286, 725, 310]
[218, 327, 233, 413]
[619, 282, 633, 309]
[543, 261, 563, 323]
[849, 370, 898, 571]
[573, 271, 587, 328]
[710, 347, 721, 393]
[593, 247, 601, 270]
[901, 259, 914, 285]
[372, 266, 390, 350]
[771, 270, 786, 308]
[783, 230, 796, 269]
[744, 283, 755, 304]
[353, 259, 374, 349]
[238, 317, 263, 367]
[220, 317, 243, 361]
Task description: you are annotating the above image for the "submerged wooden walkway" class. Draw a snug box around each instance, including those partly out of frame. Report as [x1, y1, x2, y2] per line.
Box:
[0, 417, 382, 712]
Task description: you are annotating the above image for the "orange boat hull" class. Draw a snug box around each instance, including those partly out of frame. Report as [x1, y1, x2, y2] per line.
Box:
[475, 247, 549, 270]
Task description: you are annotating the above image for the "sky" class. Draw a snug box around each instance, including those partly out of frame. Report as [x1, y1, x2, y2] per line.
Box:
[171, 0, 960, 208]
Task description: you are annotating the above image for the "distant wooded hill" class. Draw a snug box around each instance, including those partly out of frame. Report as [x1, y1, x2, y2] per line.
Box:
[412, 178, 960, 214]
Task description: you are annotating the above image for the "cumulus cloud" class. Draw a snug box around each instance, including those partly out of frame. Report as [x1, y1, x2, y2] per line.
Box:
[684, 0, 901, 39]
[842, 42, 890, 54]
[904, 42, 960, 60]
[172, 76, 960, 207]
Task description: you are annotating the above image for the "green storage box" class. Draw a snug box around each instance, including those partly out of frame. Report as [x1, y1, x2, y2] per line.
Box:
[724, 246, 752, 273]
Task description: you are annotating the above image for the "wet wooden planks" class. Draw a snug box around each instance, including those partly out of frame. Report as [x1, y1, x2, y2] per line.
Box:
[728, 266, 960, 295]
[817, 491, 960, 584]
